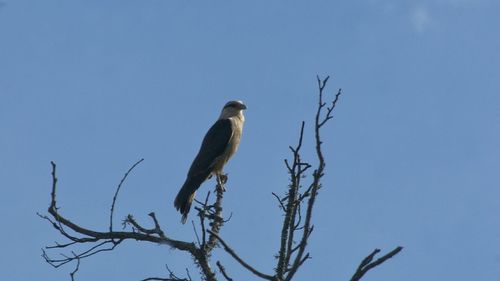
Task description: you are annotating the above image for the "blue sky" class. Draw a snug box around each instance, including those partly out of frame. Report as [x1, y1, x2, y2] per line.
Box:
[1, 0, 499, 280]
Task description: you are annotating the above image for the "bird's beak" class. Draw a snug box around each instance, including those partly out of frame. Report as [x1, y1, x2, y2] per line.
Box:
[240, 104, 247, 110]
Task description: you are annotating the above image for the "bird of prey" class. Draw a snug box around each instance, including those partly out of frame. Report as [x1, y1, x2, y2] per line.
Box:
[174, 100, 247, 223]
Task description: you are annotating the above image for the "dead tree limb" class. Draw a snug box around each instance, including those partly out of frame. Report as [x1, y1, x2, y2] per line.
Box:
[273, 76, 342, 281]
[350, 247, 403, 281]
[110, 158, 144, 232]
[41, 160, 227, 281]
[208, 230, 276, 281]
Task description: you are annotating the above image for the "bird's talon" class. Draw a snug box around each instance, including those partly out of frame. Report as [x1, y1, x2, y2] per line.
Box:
[220, 174, 228, 184]
[217, 185, 226, 192]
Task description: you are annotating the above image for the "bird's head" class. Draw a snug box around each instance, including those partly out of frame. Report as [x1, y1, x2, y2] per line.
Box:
[219, 100, 247, 120]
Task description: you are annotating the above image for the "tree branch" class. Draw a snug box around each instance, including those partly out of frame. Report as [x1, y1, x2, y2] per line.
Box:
[205, 179, 226, 253]
[216, 261, 234, 281]
[69, 253, 80, 281]
[110, 158, 144, 232]
[276, 76, 341, 281]
[350, 247, 403, 281]
[208, 230, 276, 281]
[42, 161, 197, 272]
[277, 121, 308, 279]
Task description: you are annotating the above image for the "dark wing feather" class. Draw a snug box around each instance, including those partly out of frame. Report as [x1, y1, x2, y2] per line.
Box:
[187, 118, 233, 178]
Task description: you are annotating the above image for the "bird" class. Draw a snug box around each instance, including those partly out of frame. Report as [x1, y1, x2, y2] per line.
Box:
[174, 100, 247, 223]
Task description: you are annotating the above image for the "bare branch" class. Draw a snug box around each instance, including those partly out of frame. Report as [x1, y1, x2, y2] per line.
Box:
[110, 158, 144, 232]
[197, 191, 212, 247]
[69, 253, 80, 281]
[216, 261, 234, 281]
[149, 212, 167, 238]
[318, 87, 342, 128]
[271, 76, 343, 281]
[350, 247, 403, 281]
[42, 161, 199, 279]
[286, 77, 338, 281]
[272, 192, 287, 211]
[205, 180, 226, 253]
[191, 220, 201, 247]
[42, 240, 121, 268]
[47, 161, 193, 248]
[277, 121, 307, 278]
[208, 230, 275, 281]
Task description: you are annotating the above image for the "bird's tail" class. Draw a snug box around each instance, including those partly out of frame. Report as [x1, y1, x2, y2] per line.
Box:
[174, 174, 207, 224]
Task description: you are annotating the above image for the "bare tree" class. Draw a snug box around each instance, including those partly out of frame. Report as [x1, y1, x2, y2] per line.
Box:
[39, 76, 402, 281]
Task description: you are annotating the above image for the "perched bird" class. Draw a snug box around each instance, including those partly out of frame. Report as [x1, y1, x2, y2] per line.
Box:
[174, 100, 247, 223]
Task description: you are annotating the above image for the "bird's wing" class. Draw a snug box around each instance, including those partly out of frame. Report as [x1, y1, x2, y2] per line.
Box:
[187, 118, 233, 178]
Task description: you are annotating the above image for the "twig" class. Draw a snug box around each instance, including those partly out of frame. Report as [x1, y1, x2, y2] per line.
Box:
[271, 192, 286, 211]
[148, 212, 166, 238]
[43, 240, 122, 268]
[191, 220, 201, 247]
[69, 253, 80, 281]
[200, 191, 211, 247]
[216, 261, 233, 281]
[185, 268, 192, 281]
[110, 158, 144, 232]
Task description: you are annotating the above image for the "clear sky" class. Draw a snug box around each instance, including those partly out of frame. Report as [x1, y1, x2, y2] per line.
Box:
[1, 0, 499, 280]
